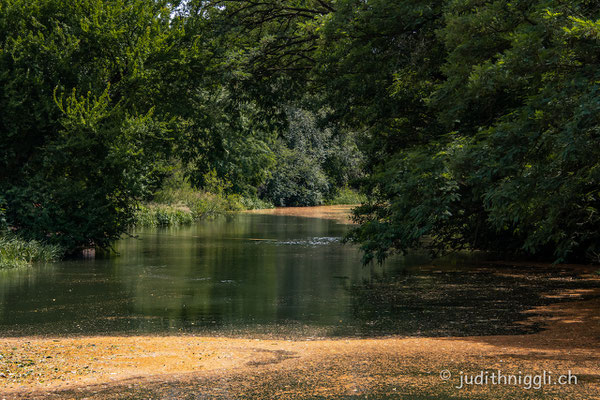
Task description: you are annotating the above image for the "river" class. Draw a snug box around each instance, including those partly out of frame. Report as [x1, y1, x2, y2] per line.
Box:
[0, 212, 597, 338]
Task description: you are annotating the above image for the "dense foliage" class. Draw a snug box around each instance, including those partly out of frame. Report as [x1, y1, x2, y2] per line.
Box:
[198, 0, 600, 263]
[0, 0, 179, 252]
[346, 0, 600, 263]
[261, 108, 363, 206]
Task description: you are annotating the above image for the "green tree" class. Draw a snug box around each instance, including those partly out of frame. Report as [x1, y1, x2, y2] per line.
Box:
[0, 0, 179, 251]
[261, 107, 363, 206]
[349, 0, 600, 263]
[211, 0, 600, 263]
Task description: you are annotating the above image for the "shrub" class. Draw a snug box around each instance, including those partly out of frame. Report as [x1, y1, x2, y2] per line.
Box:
[0, 235, 63, 269]
[325, 186, 366, 205]
[261, 145, 330, 207]
[132, 204, 194, 228]
[135, 169, 273, 227]
[238, 196, 274, 210]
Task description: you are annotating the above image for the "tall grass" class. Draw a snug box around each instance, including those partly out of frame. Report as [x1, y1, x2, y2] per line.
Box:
[132, 177, 274, 228]
[325, 186, 366, 205]
[133, 204, 195, 227]
[0, 236, 63, 268]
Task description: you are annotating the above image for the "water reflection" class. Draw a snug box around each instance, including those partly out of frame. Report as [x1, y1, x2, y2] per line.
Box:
[0, 214, 597, 338]
[117, 215, 370, 335]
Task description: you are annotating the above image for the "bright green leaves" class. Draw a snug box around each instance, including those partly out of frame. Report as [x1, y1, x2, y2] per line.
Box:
[563, 16, 600, 40]
[55, 87, 112, 130]
[0, 0, 179, 252]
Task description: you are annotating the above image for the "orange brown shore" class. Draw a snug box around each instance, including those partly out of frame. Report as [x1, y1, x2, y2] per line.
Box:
[244, 204, 357, 224]
[2, 282, 599, 399]
[2, 206, 600, 399]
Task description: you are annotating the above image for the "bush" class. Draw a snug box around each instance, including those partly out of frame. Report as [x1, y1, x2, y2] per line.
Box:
[134, 168, 273, 227]
[238, 196, 274, 210]
[133, 192, 270, 227]
[133, 204, 195, 227]
[261, 145, 330, 207]
[259, 108, 364, 207]
[0, 235, 63, 269]
[325, 186, 366, 205]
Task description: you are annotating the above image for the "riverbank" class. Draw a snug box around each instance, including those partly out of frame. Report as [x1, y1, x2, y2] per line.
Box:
[0, 236, 62, 269]
[133, 198, 359, 228]
[132, 193, 272, 228]
[2, 284, 599, 399]
[244, 204, 356, 224]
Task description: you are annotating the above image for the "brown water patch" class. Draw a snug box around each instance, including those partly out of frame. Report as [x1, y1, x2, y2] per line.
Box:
[244, 205, 356, 224]
[2, 291, 600, 399]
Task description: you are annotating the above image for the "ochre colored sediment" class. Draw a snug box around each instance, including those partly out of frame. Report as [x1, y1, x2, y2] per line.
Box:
[1, 289, 599, 399]
[244, 205, 356, 224]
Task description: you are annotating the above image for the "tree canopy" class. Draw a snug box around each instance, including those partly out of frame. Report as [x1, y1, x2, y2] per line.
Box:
[198, 0, 600, 263]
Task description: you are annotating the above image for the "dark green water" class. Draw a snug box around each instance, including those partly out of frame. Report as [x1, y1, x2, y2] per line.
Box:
[0, 214, 597, 338]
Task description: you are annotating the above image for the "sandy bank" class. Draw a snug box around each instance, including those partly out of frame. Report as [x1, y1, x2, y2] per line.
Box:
[1, 288, 599, 399]
[244, 205, 356, 224]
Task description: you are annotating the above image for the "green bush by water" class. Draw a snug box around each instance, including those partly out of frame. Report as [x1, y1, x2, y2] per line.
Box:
[133, 204, 195, 227]
[325, 187, 366, 206]
[133, 194, 274, 228]
[133, 173, 274, 228]
[0, 235, 63, 268]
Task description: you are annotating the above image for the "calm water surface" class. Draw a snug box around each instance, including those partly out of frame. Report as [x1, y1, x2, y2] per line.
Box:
[0, 214, 596, 338]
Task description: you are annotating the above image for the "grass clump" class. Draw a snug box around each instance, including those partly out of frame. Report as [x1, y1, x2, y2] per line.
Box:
[133, 204, 195, 227]
[0, 235, 63, 268]
[238, 196, 274, 210]
[325, 186, 366, 205]
[133, 170, 273, 228]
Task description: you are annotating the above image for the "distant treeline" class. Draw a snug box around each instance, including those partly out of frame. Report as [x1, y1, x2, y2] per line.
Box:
[1, 0, 599, 263]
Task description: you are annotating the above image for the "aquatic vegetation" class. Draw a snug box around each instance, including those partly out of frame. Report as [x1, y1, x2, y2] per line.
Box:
[0, 236, 62, 268]
[325, 186, 365, 206]
[132, 204, 195, 227]
[133, 194, 273, 228]
[132, 169, 274, 227]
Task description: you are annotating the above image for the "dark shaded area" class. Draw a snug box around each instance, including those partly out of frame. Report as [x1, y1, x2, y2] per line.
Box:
[343, 265, 600, 337]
